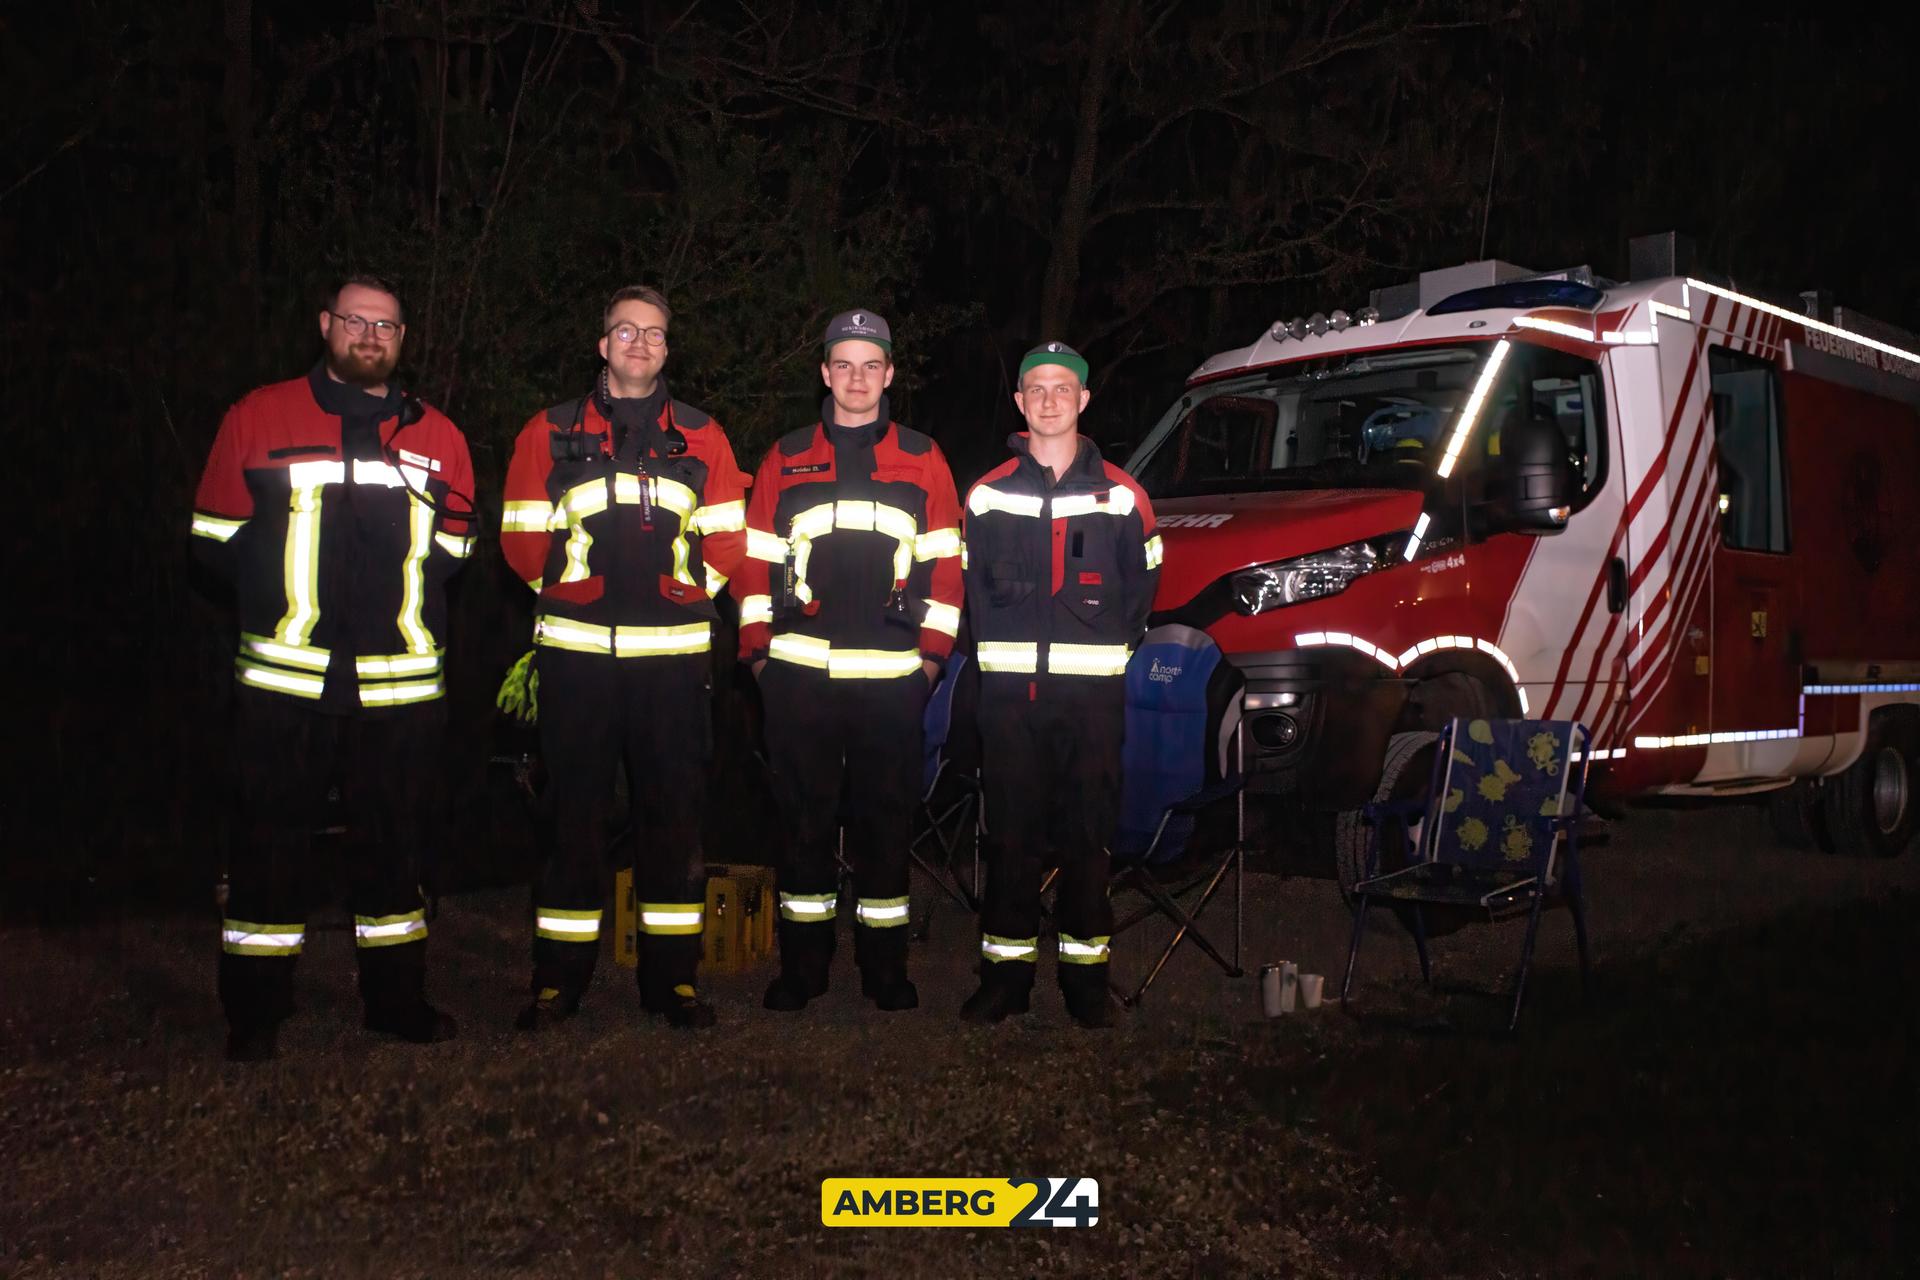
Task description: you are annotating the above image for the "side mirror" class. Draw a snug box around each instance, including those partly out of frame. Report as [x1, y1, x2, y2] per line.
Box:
[1490, 417, 1576, 533]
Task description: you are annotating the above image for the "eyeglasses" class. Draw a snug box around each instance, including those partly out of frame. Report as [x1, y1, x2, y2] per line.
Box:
[608, 323, 668, 347]
[330, 312, 402, 342]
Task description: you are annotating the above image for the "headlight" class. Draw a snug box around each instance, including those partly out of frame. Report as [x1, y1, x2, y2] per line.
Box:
[1230, 536, 1401, 615]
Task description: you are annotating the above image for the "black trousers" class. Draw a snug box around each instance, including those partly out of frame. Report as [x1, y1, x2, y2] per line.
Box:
[534, 649, 710, 1004]
[219, 686, 443, 1031]
[976, 677, 1124, 989]
[759, 659, 927, 987]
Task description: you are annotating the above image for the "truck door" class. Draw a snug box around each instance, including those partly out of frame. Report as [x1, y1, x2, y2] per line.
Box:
[1707, 345, 1801, 755]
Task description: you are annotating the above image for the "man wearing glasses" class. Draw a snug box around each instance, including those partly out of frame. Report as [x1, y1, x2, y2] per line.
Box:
[501, 285, 748, 1030]
[190, 275, 477, 1061]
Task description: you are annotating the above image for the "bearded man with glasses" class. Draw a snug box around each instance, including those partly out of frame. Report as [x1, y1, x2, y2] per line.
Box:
[501, 285, 748, 1031]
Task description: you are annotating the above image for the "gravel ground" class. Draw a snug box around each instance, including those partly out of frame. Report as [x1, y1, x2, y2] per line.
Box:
[2, 799, 1915, 1277]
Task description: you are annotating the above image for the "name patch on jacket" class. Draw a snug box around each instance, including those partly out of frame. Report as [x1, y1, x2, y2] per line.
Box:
[782, 462, 832, 476]
[397, 448, 443, 472]
[1079, 572, 1103, 585]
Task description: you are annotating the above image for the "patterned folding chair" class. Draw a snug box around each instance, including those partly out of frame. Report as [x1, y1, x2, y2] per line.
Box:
[909, 652, 982, 938]
[1340, 717, 1593, 1031]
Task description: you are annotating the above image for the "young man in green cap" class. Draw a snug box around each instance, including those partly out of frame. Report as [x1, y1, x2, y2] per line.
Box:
[959, 341, 1162, 1027]
[733, 310, 965, 1012]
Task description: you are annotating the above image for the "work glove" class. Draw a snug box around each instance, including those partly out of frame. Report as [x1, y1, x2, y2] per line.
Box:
[496, 649, 539, 725]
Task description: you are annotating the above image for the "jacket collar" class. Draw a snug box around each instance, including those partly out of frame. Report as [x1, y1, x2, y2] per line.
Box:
[1004, 431, 1105, 489]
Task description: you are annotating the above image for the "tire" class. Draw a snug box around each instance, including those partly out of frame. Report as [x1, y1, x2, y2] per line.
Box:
[1334, 730, 1437, 900]
[1825, 713, 1919, 859]
[1765, 779, 1833, 853]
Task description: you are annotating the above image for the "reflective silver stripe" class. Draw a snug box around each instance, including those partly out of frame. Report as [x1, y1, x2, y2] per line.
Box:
[354, 912, 428, 947]
[1051, 488, 1136, 519]
[779, 892, 838, 921]
[693, 500, 747, 533]
[359, 679, 444, 707]
[915, 527, 962, 560]
[612, 623, 711, 657]
[976, 641, 1039, 674]
[639, 905, 704, 936]
[826, 649, 921, 679]
[921, 601, 961, 637]
[704, 562, 729, 596]
[275, 465, 338, 646]
[534, 617, 613, 653]
[435, 531, 475, 558]
[768, 633, 831, 669]
[535, 911, 601, 937]
[222, 921, 306, 955]
[1058, 935, 1111, 963]
[855, 897, 911, 927]
[191, 512, 245, 542]
[968, 485, 1045, 518]
[1144, 533, 1164, 570]
[501, 500, 555, 531]
[981, 934, 1038, 961]
[236, 659, 326, 698]
[1048, 643, 1131, 677]
[241, 633, 331, 671]
[747, 529, 789, 562]
[355, 651, 442, 678]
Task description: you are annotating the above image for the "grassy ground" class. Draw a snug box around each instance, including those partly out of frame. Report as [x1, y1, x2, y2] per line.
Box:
[1, 805, 1915, 1278]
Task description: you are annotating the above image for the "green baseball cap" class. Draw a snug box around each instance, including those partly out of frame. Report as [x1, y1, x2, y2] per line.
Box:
[1019, 340, 1089, 386]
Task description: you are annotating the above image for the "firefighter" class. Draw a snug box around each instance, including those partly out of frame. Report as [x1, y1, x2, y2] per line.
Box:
[500, 285, 748, 1031]
[959, 342, 1162, 1028]
[190, 275, 476, 1062]
[732, 310, 964, 1012]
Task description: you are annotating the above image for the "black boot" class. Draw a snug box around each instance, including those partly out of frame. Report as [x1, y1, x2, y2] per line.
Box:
[1060, 964, 1115, 1029]
[365, 1001, 460, 1044]
[856, 923, 916, 1010]
[959, 966, 1033, 1025]
[765, 919, 834, 1011]
[514, 986, 580, 1032]
[646, 983, 717, 1030]
[762, 970, 828, 1012]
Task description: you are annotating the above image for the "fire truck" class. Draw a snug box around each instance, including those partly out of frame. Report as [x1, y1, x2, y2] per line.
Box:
[1129, 234, 1920, 887]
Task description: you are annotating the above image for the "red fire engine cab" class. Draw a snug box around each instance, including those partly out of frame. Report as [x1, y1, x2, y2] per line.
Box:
[1130, 235, 1920, 886]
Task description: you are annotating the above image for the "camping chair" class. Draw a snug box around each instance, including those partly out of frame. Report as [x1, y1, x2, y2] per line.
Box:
[1340, 717, 1593, 1032]
[1105, 624, 1247, 1007]
[909, 652, 983, 938]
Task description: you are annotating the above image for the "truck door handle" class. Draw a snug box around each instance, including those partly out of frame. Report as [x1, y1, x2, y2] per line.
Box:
[1606, 556, 1628, 614]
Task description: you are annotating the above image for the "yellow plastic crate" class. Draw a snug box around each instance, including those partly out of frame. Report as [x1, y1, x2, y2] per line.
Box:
[614, 864, 777, 973]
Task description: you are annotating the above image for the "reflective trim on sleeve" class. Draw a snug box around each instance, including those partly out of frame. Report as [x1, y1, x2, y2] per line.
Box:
[981, 934, 1039, 963]
[739, 594, 774, 627]
[236, 658, 326, 699]
[855, 897, 911, 928]
[191, 511, 246, 542]
[240, 633, 331, 672]
[914, 527, 962, 561]
[535, 907, 603, 941]
[639, 903, 706, 936]
[747, 529, 790, 563]
[223, 920, 306, 956]
[976, 641, 1039, 674]
[1048, 643, 1131, 677]
[692, 500, 747, 534]
[354, 909, 428, 948]
[779, 891, 838, 922]
[921, 600, 961, 638]
[1144, 533, 1164, 570]
[1058, 934, 1112, 964]
[435, 531, 476, 559]
[501, 499, 556, 531]
[968, 485, 1044, 519]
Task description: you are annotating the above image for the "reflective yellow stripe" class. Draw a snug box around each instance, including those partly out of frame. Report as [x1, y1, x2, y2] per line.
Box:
[191, 511, 245, 542]
[274, 463, 340, 646]
[976, 641, 1038, 674]
[669, 528, 697, 587]
[960, 541, 969, 570]
[765, 634, 919, 678]
[1058, 934, 1111, 963]
[639, 903, 705, 936]
[704, 562, 729, 596]
[981, 934, 1038, 962]
[693, 500, 747, 534]
[535, 907, 602, 941]
[855, 897, 911, 928]
[740, 594, 774, 626]
[435, 531, 475, 559]
[789, 503, 836, 541]
[236, 658, 326, 699]
[223, 919, 306, 956]
[240, 632, 331, 671]
[1048, 643, 1131, 677]
[354, 909, 428, 948]
[612, 623, 711, 657]
[768, 633, 830, 669]
[968, 485, 1044, 519]
[922, 601, 961, 637]
[356, 651, 443, 679]
[779, 892, 838, 922]
[501, 499, 555, 531]
[1051, 488, 1137, 519]
[1144, 533, 1164, 570]
[534, 617, 613, 654]
[396, 495, 437, 653]
[558, 480, 607, 584]
[747, 529, 789, 563]
[359, 678, 445, 707]
[915, 527, 962, 561]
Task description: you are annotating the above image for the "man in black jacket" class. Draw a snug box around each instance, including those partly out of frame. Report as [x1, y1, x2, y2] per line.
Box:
[959, 342, 1162, 1027]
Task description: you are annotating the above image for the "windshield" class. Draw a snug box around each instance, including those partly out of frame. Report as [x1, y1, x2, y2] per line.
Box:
[1129, 345, 1492, 498]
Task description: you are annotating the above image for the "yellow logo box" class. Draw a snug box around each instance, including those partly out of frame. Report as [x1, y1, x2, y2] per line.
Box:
[821, 1178, 1099, 1228]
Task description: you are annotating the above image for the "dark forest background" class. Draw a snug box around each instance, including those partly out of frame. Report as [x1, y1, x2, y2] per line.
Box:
[5, 1, 1915, 905]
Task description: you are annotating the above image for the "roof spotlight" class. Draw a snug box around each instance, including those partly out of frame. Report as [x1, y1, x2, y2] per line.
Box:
[1286, 316, 1307, 340]
[1307, 312, 1329, 336]
[1356, 306, 1380, 326]
[1329, 309, 1351, 331]
[1270, 320, 1289, 342]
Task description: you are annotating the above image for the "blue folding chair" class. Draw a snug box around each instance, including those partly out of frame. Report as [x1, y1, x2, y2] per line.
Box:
[910, 652, 982, 938]
[1105, 624, 1247, 1007]
[1340, 717, 1594, 1031]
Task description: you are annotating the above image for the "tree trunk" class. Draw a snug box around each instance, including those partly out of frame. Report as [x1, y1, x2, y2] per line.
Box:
[1037, 0, 1126, 339]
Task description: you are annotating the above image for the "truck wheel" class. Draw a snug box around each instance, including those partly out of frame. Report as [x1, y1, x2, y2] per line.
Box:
[1765, 779, 1833, 853]
[1825, 713, 1919, 858]
[1334, 730, 1437, 901]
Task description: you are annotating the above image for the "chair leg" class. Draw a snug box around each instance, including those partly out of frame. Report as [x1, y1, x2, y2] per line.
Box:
[1508, 891, 1548, 1033]
[1412, 904, 1433, 987]
[1569, 888, 1593, 1000]
[1341, 893, 1371, 1009]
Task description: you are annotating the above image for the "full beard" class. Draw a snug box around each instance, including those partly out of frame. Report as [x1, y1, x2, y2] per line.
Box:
[327, 344, 399, 387]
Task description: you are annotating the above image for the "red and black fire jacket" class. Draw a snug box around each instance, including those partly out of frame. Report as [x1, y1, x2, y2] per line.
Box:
[501, 383, 747, 658]
[733, 397, 963, 678]
[190, 366, 477, 709]
[962, 434, 1162, 683]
